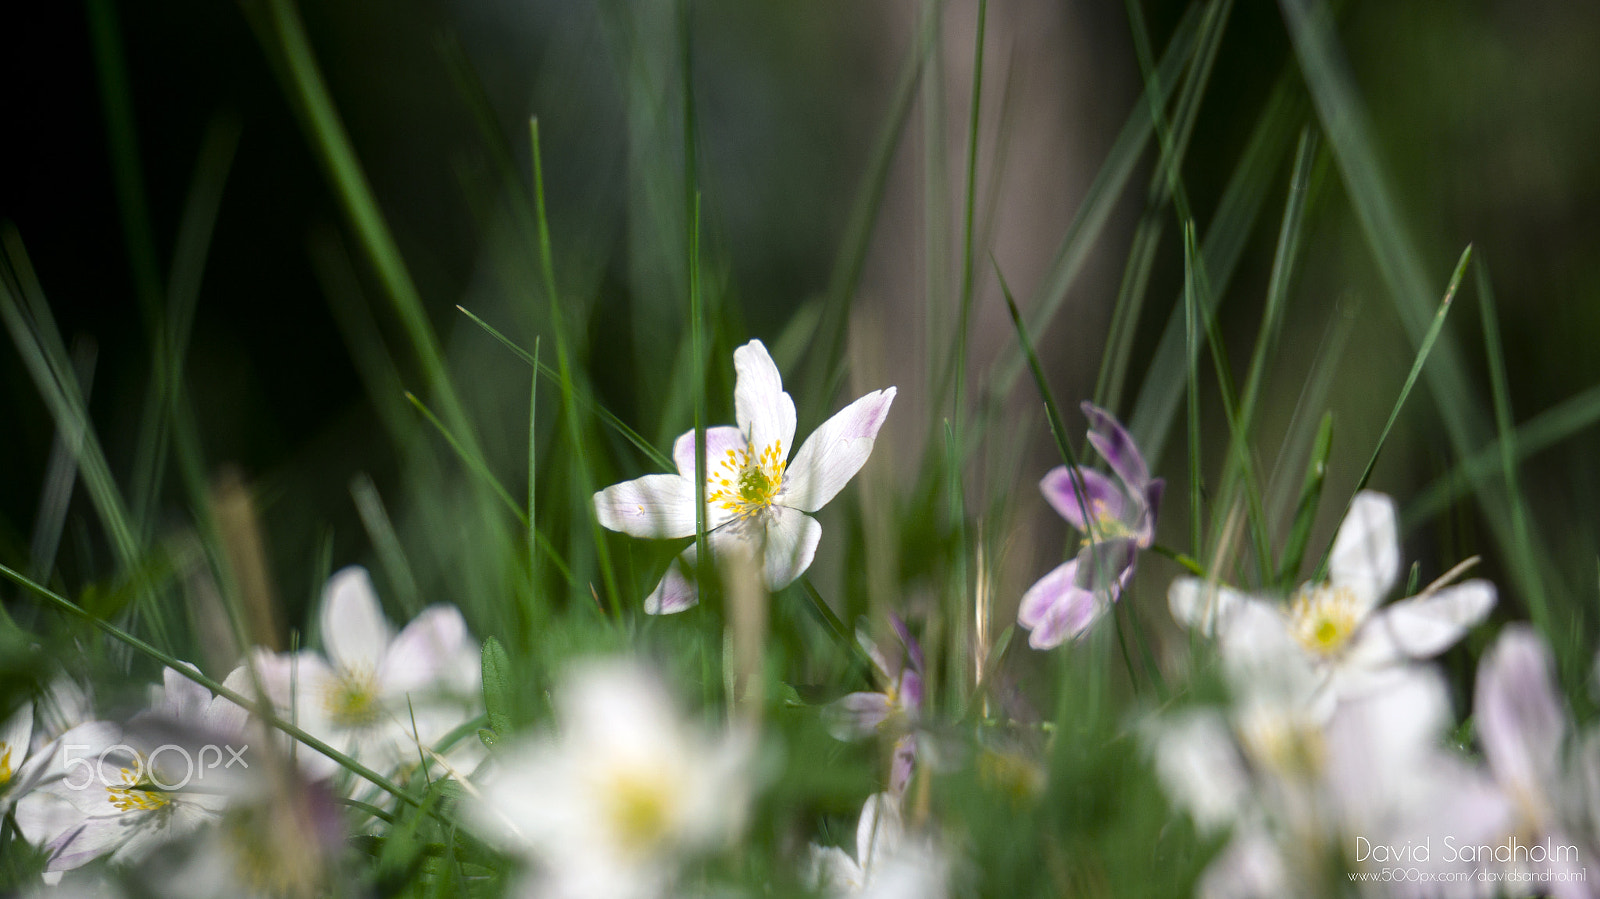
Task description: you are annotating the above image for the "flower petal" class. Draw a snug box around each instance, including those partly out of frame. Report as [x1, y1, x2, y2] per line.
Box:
[856, 791, 905, 873]
[1327, 491, 1400, 611]
[733, 340, 797, 457]
[1039, 466, 1126, 532]
[593, 474, 697, 539]
[1081, 402, 1150, 489]
[644, 547, 701, 616]
[379, 605, 480, 697]
[1145, 710, 1250, 833]
[672, 425, 747, 480]
[1018, 560, 1075, 629]
[781, 387, 896, 513]
[320, 567, 395, 674]
[1340, 579, 1495, 671]
[1, 703, 32, 759]
[1169, 577, 1251, 634]
[761, 506, 822, 590]
[1476, 625, 1566, 805]
[1019, 561, 1103, 649]
[824, 692, 893, 740]
[1072, 536, 1138, 594]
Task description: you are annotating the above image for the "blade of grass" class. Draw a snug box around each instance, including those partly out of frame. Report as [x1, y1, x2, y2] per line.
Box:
[404, 391, 574, 587]
[530, 117, 621, 615]
[1276, 411, 1334, 588]
[950, 0, 989, 422]
[810, 0, 938, 415]
[1311, 246, 1470, 580]
[252, 0, 483, 464]
[1474, 254, 1551, 634]
[1183, 224, 1204, 560]
[1349, 245, 1471, 498]
[0, 561, 427, 812]
[1404, 382, 1600, 528]
[454, 304, 673, 472]
[350, 473, 423, 619]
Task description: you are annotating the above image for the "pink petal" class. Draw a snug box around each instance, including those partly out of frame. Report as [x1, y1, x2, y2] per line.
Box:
[672, 425, 747, 480]
[379, 605, 480, 697]
[1477, 625, 1567, 806]
[782, 387, 896, 513]
[1039, 466, 1126, 532]
[1081, 402, 1150, 488]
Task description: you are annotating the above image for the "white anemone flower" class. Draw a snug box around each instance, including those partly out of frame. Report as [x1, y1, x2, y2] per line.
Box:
[12, 666, 253, 874]
[1170, 490, 1495, 703]
[251, 566, 483, 779]
[468, 658, 753, 899]
[594, 339, 896, 614]
[1, 703, 54, 815]
[806, 792, 949, 899]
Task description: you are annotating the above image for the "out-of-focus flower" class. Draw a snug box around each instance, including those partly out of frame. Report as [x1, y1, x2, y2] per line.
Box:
[1460, 626, 1598, 896]
[1019, 403, 1163, 648]
[1169, 491, 1494, 702]
[594, 339, 895, 614]
[1147, 648, 1494, 898]
[250, 566, 483, 779]
[806, 792, 948, 899]
[2, 703, 53, 814]
[467, 658, 754, 899]
[12, 666, 255, 873]
[826, 618, 925, 796]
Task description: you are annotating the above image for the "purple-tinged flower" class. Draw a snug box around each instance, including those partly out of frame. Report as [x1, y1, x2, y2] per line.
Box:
[1018, 402, 1163, 649]
[1464, 626, 1597, 895]
[826, 618, 925, 795]
[594, 340, 895, 614]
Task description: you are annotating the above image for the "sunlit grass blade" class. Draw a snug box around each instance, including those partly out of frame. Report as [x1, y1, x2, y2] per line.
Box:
[351, 473, 423, 619]
[0, 235, 169, 644]
[1238, 127, 1319, 438]
[949, 0, 988, 422]
[991, 4, 1201, 397]
[454, 304, 673, 472]
[1350, 245, 1471, 498]
[1126, 77, 1306, 467]
[531, 117, 620, 615]
[251, 0, 482, 463]
[1276, 410, 1334, 588]
[29, 340, 97, 582]
[131, 116, 241, 537]
[1183, 223, 1204, 560]
[1474, 254, 1552, 637]
[404, 391, 573, 587]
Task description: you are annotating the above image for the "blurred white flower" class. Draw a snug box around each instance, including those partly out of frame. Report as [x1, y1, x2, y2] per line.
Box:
[12, 665, 255, 873]
[250, 566, 483, 779]
[806, 792, 948, 899]
[1170, 491, 1494, 703]
[594, 339, 895, 614]
[1, 703, 53, 815]
[468, 658, 753, 899]
[1147, 654, 1491, 898]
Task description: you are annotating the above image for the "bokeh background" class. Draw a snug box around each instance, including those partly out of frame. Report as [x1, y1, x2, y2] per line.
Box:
[4, 0, 1600, 660]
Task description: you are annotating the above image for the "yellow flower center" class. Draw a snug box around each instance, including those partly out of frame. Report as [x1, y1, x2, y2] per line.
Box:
[324, 668, 383, 728]
[0, 743, 13, 788]
[1079, 499, 1139, 545]
[1288, 584, 1363, 657]
[708, 440, 786, 519]
[603, 767, 681, 857]
[106, 758, 172, 813]
[1238, 710, 1325, 777]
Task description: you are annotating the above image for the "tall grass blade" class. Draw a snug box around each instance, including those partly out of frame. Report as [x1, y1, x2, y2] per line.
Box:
[1276, 411, 1334, 588]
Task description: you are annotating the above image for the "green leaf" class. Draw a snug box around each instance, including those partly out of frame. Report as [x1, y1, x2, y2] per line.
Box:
[481, 637, 513, 737]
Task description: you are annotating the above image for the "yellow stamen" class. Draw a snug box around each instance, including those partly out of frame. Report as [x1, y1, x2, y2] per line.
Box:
[106, 760, 171, 813]
[706, 439, 786, 519]
[0, 743, 13, 788]
[603, 767, 680, 857]
[324, 667, 383, 728]
[1287, 584, 1363, 657]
